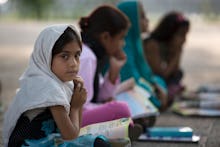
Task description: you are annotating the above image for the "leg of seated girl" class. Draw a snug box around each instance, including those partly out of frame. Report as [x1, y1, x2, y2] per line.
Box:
[82, 101, 131, 127]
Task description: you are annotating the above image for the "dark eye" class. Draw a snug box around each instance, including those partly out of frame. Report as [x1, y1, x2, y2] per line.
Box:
[75, 52, 81, 59]
[61, 54, 69, 60]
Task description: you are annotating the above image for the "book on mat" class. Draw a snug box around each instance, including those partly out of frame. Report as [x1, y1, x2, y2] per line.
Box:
[197, 83, 220, 93]
[180, 83, 220, 100]
[180, 91, 220, 101]
[147, 127, 193, 137]
[115, 84, 159, 119]
[138, 126, 200, 143]
[138, 134, 200, 143]
[172, 101, 220, 117]
[79, 118, 131, 139]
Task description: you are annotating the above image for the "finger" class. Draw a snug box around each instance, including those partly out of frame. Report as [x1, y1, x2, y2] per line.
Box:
[74, 82, 83, 91]
[73, 77, 81, 84]
[73, 77, 84, 88]
[72, 75, 82, 81]
[74, 82, 81, 91]
[77, 83, 83, 91]
[81, 87, 87, 93]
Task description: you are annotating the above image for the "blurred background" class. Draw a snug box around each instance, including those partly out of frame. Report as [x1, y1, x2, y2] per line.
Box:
[0, 0, 220, 145]
[0, 0, 220, 106]
[0, 0, 220, 20]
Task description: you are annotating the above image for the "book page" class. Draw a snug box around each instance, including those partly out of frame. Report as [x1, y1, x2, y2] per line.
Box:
[172, 101, 220, 116]
[79, 118, 131, 139]
[116, 85, 159, 119]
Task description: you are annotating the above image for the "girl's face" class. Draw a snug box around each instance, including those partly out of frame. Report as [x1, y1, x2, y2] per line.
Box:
[51, 41, 81, 82]
[102, 29, 127, 58]
[171, 27, 189, 48]
[139, 3, 149, 33]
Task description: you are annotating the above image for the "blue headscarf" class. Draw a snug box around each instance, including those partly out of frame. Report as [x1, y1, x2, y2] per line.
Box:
[118, 0, 167, 107]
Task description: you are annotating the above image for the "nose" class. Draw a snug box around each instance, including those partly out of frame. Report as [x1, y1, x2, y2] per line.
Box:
[69, 57, 77, 67]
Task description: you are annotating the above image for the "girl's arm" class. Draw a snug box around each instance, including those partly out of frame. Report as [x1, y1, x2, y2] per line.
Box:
[71, 76, 87, 127]
[97, 51, 126, 102]
[108, 50, 127, 84]
[166, 47, 182, 74]
[144, 39, 180, 78]
[50, 106, 81, 140]
[50, 77, 87, 140]
[97, 72, 120, 102]
[143, 39, 164, 76]
[164, 52, 180, 77]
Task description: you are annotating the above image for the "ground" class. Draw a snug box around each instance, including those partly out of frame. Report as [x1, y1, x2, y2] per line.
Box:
[0, 18, 220, 146]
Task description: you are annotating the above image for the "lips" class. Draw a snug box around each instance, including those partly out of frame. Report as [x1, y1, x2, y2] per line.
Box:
[67, 71, 78, 75]
[67, 71, 76, 73]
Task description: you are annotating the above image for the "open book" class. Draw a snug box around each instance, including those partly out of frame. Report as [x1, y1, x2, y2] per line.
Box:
[115, 79, 159, 119]
[79, 118, 131, 139]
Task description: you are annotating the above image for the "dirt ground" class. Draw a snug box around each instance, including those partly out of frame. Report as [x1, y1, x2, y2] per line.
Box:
[0, 18, 220, 146]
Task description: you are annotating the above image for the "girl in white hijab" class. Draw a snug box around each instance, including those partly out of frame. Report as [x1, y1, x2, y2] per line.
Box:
[3, 24, 109, 147]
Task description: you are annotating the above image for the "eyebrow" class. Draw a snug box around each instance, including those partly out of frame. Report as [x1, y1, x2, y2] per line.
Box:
[60, 49, 81, 54]
[60, 51, 70, 53]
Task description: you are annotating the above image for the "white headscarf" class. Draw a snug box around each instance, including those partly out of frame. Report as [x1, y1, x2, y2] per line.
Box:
[3, 24, 81, 146]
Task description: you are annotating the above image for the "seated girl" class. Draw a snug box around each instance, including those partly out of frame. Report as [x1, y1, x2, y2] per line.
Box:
[143, 11, 190, 105]
[3, 24, 109, 147]
[117, 0, 168, 111]
[78, 5, 143, 141]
